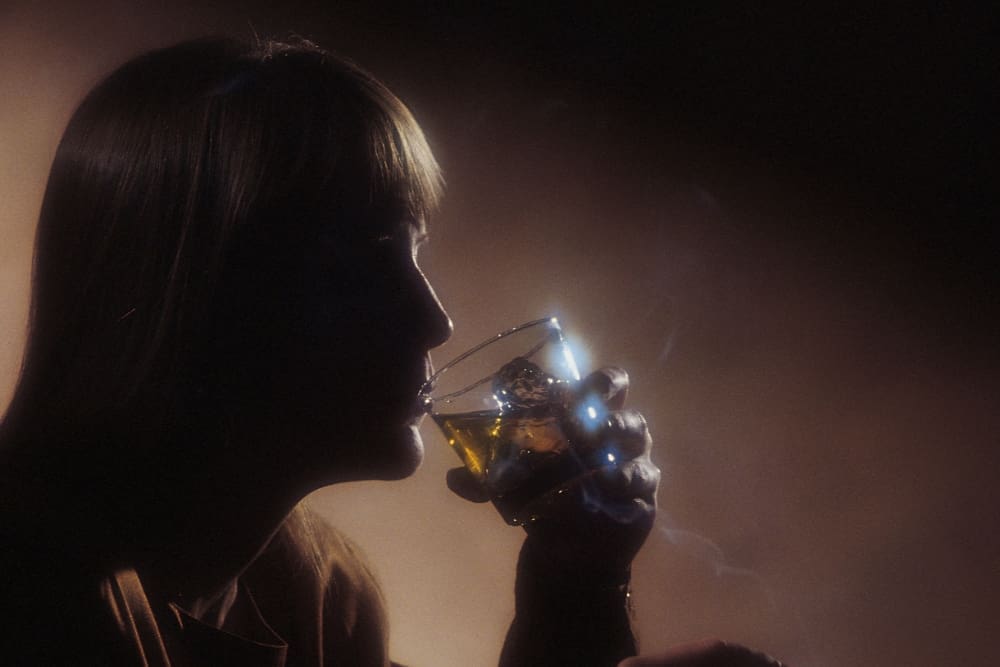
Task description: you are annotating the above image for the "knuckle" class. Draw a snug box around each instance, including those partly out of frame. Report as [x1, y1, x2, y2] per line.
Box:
[603, 366, 629, 390]
[604, 410, 644, 436]
[597, 462, 633, 492]
[620, 409, 648, 435]
[648, 464, 662, 487]
[632, 461, 659, 494]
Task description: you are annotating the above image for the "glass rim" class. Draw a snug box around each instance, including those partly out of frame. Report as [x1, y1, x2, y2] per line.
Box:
[420, 316, 563, 405]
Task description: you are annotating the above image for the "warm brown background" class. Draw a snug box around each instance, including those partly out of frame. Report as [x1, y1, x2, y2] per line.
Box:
[1, 2, 996, 666]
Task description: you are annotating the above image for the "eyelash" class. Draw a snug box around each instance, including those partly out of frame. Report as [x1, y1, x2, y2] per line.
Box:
[376, 233, 426, 260]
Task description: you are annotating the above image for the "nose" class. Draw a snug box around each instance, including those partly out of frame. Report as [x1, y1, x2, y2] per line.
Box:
[416, 269, 452, 349]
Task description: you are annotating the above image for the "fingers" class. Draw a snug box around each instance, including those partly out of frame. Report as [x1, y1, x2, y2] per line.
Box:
[572, 368, 646, 464]
[595, 456, 660, 506]
[563, 401, 658, 506]
[579, 367, 629, 410]
[573, 409, 652, 464]
[576, 408, 659, 524]
[600, 409, 652, 460]
[446, 467, 491, 503]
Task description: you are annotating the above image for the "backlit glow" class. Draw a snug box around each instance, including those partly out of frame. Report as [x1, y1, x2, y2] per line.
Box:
[562, 344, 581, 382]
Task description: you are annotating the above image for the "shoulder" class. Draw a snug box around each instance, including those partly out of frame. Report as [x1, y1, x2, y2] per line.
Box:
[242, 503, 392, 667]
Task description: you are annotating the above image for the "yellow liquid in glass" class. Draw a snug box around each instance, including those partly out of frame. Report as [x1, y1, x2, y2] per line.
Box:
[432, 408, 580, 524]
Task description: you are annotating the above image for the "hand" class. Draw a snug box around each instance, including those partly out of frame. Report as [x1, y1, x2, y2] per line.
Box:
[618, 640, 787, 667]
[448, 367, 660, 580]
[462, 367, 659, 666]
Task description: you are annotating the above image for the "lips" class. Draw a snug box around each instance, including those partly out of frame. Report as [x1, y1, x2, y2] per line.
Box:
[386, 358, 433, 425]
[407, 391, 429, 420]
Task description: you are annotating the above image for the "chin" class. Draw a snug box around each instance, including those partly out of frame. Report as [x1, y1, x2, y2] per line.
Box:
[372, 424, 425, 480]
[304, 416, 426, 487]
[339, 422, 425, 482]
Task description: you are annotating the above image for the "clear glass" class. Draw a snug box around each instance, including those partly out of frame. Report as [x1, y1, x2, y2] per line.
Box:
[420, 317, 589, 525]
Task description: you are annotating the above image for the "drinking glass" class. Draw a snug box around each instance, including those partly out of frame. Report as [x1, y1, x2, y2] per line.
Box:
[420, 317, 595, 525]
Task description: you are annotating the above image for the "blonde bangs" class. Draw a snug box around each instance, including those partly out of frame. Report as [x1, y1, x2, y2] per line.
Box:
[362, 79, 444, 225]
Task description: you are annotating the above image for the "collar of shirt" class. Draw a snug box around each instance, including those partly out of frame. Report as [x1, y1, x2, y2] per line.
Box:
[167, 579, 288, 667]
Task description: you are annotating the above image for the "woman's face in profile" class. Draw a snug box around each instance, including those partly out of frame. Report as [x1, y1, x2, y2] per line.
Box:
[240, 206, 452, 484]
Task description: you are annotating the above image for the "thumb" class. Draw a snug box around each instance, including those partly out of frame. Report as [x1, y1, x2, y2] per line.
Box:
[446, 467, 491, 503]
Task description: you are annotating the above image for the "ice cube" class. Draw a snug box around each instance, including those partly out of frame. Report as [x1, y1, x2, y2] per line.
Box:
[493, 357, 554, 410]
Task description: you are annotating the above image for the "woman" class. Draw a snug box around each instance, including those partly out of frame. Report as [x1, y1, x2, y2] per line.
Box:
[0, 40, 658, 665]
[0, 36, 777, 667]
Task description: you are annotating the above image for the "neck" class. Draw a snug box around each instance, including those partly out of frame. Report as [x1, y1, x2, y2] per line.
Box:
[108, 428, 311, 610]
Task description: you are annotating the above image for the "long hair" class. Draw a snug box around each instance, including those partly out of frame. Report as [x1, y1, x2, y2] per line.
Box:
[0, 37, 442, 472]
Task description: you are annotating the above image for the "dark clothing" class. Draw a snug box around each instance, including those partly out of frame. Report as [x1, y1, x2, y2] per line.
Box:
[2, 508, 396, 666]
[2, 494, 637, 666]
